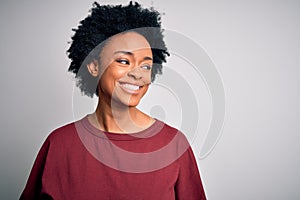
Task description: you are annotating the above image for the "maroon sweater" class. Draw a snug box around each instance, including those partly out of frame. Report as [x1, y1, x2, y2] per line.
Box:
[20, 116, 206, 200]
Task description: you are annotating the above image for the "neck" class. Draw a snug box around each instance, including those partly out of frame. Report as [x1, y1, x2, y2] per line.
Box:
[92, 97, 153, 133]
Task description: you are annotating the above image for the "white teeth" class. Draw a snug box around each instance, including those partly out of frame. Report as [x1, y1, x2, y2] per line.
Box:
[121, 83, 140, 91]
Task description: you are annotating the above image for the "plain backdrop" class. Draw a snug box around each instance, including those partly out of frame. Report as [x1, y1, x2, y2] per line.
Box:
[1, 0, 300, 199]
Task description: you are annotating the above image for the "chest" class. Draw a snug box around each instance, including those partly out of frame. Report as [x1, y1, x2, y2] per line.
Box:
[42, 146, 179, 200]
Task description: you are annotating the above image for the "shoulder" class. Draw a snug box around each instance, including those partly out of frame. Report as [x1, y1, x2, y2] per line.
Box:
[37, 120, 85, 160]
[159, 120, 189, 143]
[160, 123, 199, 168]
[45, 121, 78, 146]
[155, 120, 191, 155]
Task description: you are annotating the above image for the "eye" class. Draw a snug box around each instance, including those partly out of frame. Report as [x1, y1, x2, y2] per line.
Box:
[141, 64, 152, 70]
[116, 59, 129, 65]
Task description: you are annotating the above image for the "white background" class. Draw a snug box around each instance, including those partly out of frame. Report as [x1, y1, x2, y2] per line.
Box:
[0, 0, 300, 199]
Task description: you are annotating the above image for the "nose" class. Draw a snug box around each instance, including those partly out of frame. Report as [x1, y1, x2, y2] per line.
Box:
[127, 66, 143, 80]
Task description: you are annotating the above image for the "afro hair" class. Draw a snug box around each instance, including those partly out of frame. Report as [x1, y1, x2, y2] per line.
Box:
[67, 1, 169, 97]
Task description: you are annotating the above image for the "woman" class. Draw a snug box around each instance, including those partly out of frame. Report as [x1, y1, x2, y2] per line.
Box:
[20, 2, 206, 199]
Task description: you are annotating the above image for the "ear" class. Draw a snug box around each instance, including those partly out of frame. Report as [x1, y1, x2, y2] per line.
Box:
[87, 60, 99, 77]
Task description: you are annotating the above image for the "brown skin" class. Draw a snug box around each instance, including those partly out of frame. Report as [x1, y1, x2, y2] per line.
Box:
[87, 32, 155, 133]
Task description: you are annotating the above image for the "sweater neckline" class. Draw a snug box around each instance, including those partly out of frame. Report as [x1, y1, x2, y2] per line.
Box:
[79, 114, 165, 141]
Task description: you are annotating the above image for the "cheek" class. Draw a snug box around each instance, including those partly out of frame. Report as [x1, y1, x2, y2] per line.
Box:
[144, 73, 151, 84]
[101, 67, 127, 84]
[99, 67, 130, 95]
[140, 84, 150, 96]
[108, 67, 128, 80]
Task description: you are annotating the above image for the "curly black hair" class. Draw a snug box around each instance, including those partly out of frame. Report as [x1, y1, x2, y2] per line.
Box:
[67, 1, 169, 97]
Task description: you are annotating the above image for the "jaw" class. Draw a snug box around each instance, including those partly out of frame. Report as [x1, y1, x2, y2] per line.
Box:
[97, 78, 150, 108]
[112, 83, 149, 107]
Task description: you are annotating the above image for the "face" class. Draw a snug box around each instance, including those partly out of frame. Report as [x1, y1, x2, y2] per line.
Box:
[88, 32, 153, 107]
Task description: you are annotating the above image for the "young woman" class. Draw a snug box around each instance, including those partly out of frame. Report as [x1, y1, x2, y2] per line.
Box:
[20, 2, 206, 199]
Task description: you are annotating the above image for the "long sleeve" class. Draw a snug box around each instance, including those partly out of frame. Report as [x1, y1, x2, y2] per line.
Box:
[175, 147, 206, 200]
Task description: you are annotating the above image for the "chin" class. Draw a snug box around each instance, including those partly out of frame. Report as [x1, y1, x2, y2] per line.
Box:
[110, 95, 142, 108]
[128, 100, 141, 107]
[112, 86, 148, 107]
[123, 98, 142, 107]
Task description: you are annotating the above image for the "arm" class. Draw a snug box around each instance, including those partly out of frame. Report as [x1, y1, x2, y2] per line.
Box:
[19, 138, 50, 200]
[175, 147, 206, 200]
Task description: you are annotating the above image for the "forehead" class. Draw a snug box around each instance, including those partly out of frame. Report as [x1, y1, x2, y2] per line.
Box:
[101, 32, 152, 55]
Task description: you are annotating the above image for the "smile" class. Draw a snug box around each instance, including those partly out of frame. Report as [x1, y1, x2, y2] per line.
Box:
[119, 82, 142, 94]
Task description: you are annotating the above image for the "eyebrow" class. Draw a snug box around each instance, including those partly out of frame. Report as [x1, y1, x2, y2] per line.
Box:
[114, 50, 153, 61]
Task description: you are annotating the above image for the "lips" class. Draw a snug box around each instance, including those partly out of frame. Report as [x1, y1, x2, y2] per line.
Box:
[118, 82, 142, 94]
[121, 83, 140, 91]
